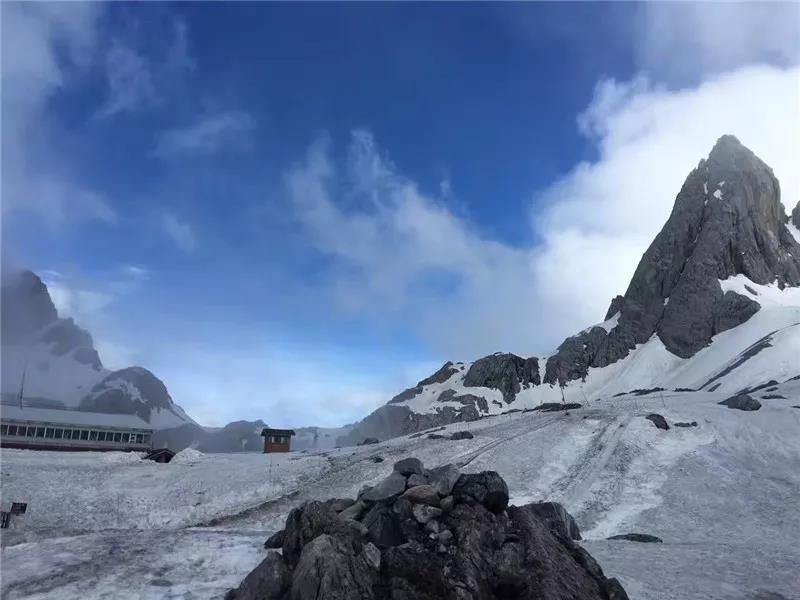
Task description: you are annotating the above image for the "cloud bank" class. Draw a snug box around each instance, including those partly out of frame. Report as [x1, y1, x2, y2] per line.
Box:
[288, 64, 799, 359]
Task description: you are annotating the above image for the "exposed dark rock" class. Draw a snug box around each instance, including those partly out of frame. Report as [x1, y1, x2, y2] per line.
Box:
[371, 456, 383, 463]
[282, 501, 357, 567]
[605, 295, 624, 321]
[449, 430, 474, 440]
[224, 551, 290, 600]
[359, 437, 380, 445]
[437, 389, 490, 413]
[428, 463, 460, 497]
[793, 201, 800, 230]
[701, 332, 776, 389]
[544, 136, 800, 386]
[631, 388, 666, 396]
[463, 353, 540, 403]
[707, 383, 721, 392]
[339, 500, 366, 521]
[360, 472, 407, 504]
[406, 473, 429, 487]
[674, 387, 695, 392]
[452, 471, 509, 514]
[393, 457, 424, 476]
[533, 402, 582, 412]
[363, 504, 405, 547]
[645, 413, 670, 430]
[607, 533, 663, 543]
[401, 485, 440, 507]
[0, 270, 58, 345]
[520, 501, 581, 540]
[231, 459, 627, 600]
[762, 394, 786, 399]
[719, 394, 762, 411]
[674, 421, 698, 428]
[418, 361, 459, 386]
[81, 367, 176, 424]
[738, 379, 780, 394]
[291, 534, 377, 600]
[264, 529, 285, 549]
[326, 498, 356, 513]
[388, 385, 423, 405]
[427, 433, 447, 440]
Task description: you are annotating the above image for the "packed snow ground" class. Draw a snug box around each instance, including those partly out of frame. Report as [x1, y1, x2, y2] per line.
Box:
[2, 388, 800, 599]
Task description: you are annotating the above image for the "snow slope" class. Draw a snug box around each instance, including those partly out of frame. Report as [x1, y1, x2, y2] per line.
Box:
[3, 387, 800, 599]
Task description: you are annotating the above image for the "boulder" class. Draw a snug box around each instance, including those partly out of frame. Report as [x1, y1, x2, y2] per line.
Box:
[452, 471, 509, 514]
[428, 463, 460, 496]
[533, 402, 582, 412]
[362, 504, 404, 548]
[282, 501, 356, 566]
[719, 394, 762, 411]
[406, 473, 429, 487]
[231, 461, 628, 600]
[338, 500, 366, 521]
[393, 457, 424, 476]
[674, 421, 698, 428]
[449, 430, 474, 440]
[645, 413, 670, 430]
[521, 502, 581, 540]
[326, 498, 356, 513]
[607, 533, 663, 543]
[411, 504, 442, 524]
[401, 484, 440, 507]
[225, 551, 290, 600]
[358, 438, 379, 446]
[264, 529, 285, 549]
[359, 471, 407, 503]
[290, 534, 377, 600]
[371, 456, 383, 463]
[439, 495, 454, 512]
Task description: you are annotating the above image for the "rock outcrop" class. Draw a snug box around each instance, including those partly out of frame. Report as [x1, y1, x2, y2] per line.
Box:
[0, 270, 193, 427]
[463, 353, 540, 404]
[228, 459, 628, 600]
[719, 394, 762, 411]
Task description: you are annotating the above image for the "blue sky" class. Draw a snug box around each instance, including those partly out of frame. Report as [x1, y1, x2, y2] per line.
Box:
[2, 2, 798, 427]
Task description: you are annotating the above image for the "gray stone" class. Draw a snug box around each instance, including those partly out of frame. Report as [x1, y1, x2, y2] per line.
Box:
[521, 501, 582, 540]
[463, 353, 540, 403]
[225, 551, 290, 600]
[645, 413, 670, 430]
[282, 501, 356, 567]
[607, 533, 663, 543]
[452, 471, 509, 513]
[363, 542, 381, 571]
[605, 295, 624, 320]
[719, 394, 762, 411]
[437, 529, 453, 545]
[412, 504, 442, 524]
[362, 504, 404, 548]
[400, 484, 440, 507]
[263, 529, 285, 549]
[393, 457, 424, 476]
[338, 500, 366, 521]
[449, 430, 474, 440]
[326, 498, 356, 513]
[439, 495, 454, 512]
[359, 471, 407, 503]
[406, 473, 428, 487]
[674, 421, 698, 428]
[290, 534, 377, 600]
[428, 463, 461, 496]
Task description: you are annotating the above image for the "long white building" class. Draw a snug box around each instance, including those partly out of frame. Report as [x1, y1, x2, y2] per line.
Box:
[0, 405, 153, 452]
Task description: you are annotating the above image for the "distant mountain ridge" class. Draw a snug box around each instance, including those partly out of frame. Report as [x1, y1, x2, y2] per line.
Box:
[0, 270, 193, 429]
[339, 136, 800, 445]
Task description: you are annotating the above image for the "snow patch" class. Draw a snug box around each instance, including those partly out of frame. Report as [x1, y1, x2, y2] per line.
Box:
[787, 222, 800, 245]
[172, 448, 206, 464]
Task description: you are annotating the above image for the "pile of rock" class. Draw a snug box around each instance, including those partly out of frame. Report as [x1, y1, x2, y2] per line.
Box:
[229, 458, 628, 600]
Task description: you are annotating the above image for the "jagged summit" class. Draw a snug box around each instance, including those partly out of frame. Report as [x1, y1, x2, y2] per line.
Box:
[0, 270, 193, 428]
[341, 136, 800, 444]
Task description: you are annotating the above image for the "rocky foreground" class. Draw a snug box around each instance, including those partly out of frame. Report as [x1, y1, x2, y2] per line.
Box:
[227, 458, 628, 600]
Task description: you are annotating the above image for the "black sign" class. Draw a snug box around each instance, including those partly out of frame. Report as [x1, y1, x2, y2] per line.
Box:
[11, 502, 27, 515]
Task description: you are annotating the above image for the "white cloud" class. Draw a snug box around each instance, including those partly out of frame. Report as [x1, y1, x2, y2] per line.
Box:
[288, 65, 799, 360]
[161, 212, 197, 253]
[1, 2, 117, 226]
[154, 110, 256, 157]
[634, 2, 799, 83]
[95, 40, 160, 119]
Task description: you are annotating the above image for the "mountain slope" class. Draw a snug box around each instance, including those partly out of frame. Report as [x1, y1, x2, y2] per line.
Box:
[340, 136, 800, 445]
[0, 270, 193, 429]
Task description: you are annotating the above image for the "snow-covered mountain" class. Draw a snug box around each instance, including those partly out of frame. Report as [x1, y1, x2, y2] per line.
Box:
[0, 270, 194, 429]
[340, 135, 800, 445]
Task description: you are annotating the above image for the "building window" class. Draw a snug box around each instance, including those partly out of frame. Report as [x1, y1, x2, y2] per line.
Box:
[98, 431, 107, 442]
[54, 429, 63, 439]
[0, 425, 6, 435]
[143, 434, 151, 444]
[45, 428, 55, 438]
[89, 430, 98, 441]
[35, 427, 45, 438]
[64, 430, 73, 440]
[26, 426, 36, 437]
[80, 430, 89, 440]
[6, 425, 16, 436]
[113, 432, 121, 442]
